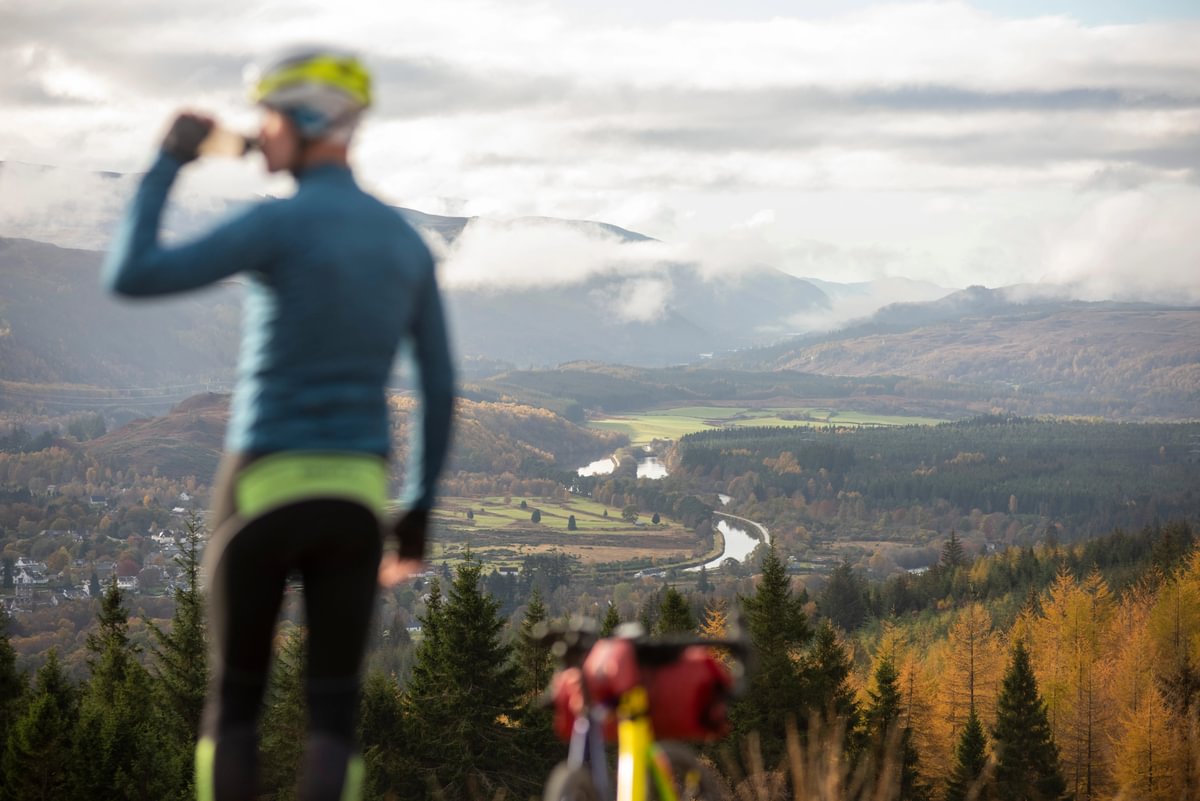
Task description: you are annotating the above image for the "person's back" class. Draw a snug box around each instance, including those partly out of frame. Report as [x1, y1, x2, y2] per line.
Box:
[103, 47, 453, 801]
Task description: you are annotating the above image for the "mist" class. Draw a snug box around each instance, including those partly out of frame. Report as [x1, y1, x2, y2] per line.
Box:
[4, 162, 1198, 346]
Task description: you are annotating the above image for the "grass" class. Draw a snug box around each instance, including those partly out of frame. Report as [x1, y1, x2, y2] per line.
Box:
[436, 495, 672, 534]
[588, 406, 948, 444]
[430, 494, 707, 568]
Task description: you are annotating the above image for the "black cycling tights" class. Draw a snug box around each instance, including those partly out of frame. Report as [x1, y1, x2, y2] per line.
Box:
[197, 455, 382, 801]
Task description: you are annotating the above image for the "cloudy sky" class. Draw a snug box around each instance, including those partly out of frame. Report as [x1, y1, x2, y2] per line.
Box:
[3, 0, 1200, 303]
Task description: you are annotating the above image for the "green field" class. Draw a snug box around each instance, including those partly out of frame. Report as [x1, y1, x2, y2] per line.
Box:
[430, 494, 707, 568]
[435, 494, 669, 533]
[588, 406, 947, 444]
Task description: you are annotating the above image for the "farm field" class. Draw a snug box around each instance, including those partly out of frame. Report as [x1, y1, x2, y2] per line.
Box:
[430, 495, 715, 568]
[587, 405, 948, 444]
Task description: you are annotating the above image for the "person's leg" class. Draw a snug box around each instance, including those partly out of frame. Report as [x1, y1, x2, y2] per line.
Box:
[294, 501, 382, 801]
[198, 498, 293, 801]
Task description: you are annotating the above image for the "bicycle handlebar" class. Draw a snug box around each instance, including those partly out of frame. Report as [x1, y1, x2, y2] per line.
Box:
[534, 612, 755, 695]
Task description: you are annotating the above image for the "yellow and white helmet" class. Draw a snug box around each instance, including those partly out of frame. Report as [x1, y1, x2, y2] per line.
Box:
[247, 46, 371, 140]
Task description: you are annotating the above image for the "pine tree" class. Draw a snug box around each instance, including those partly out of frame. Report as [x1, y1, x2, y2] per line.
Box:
[866, 650, 929, 801]
[657, 586, 694, 635]
[73, 578, 174, 799]
[802, 621, 860, 736]
[991, 640, 1067, 801]
[2, 650, 76, 801]
[260, 625, 307, 799]
[696, 564, 710, 593]
[517, 588, 553, 699]
[149, 512, 207, 729]
[0, 606, 26, 790]
[821, 562, 869, 631]
[946, 704, 990, 801]
[599, 601, 622, 636]
[402, 556, 536, 799]
[731, 543, 810, 764]
[358, 669, 411, 800]
[147, 513, 207, 798]
[942, 529, 966, 569]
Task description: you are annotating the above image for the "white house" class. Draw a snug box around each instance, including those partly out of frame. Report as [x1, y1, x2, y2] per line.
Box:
[14, 558, 49, 586]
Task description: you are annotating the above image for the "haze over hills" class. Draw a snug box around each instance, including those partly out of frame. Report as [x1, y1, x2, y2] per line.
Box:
[723, 285, 1200, 418]
[2, 163, 1197, 423]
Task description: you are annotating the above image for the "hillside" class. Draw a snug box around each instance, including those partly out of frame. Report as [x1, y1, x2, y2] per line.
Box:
[728, 290, 1200, 419]
[0, 230, 829, 393]
[0, 237, 241, 388]
[81, 392, 625, 481]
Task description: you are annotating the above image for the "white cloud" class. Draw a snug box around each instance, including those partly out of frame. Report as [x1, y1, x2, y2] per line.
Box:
[1040, 186, 1200, 304]
[609, 277, 673, 323]
[3, 0, 1199, 305]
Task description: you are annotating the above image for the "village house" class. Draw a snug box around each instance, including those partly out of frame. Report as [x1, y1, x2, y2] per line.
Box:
[13, 557, 49, 586]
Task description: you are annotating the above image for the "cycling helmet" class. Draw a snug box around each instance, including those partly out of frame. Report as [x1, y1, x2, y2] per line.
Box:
[247, 46, 371, 140]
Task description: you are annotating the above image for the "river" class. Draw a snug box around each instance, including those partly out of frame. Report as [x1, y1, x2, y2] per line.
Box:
[576, 455, 669, 480]
[685, 515, 771, 572]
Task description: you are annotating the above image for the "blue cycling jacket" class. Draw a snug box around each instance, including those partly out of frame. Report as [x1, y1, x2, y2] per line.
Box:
[103, 152, 454, 511]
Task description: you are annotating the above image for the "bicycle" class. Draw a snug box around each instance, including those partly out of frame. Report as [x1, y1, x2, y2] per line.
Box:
[538, 616, 750, 801]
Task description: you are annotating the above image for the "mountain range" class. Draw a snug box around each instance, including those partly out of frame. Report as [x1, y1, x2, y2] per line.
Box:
[1, 163, 1197, 422]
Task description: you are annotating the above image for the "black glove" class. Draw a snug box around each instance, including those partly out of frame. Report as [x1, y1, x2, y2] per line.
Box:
[161, 113, 213, 164]
[391, 509, 430, 560]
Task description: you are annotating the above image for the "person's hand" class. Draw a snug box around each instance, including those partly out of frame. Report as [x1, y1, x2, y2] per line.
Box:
[378, 508, 430, 587]
[378, 553, 424, 588]
[391, 508, 430, 560]
[161, 112, 214, 164]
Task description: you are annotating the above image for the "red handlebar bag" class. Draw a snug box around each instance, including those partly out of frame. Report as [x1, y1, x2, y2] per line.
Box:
[644, 646, 733, 741]
[583, 637, 640, 701]
[549, 640, 732, 743]
[549, 667, 585, 742]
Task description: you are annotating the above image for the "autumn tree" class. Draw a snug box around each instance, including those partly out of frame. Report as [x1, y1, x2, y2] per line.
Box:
[698, 598, 729, 642]
[944, 603, 1002, 740]
[1104, 582, 1161, 798]
[1032, 567, 1115, 800]
[991, 640, 1067, 801]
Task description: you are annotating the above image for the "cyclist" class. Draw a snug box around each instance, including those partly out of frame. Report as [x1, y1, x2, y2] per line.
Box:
[103, 46, 454, 801]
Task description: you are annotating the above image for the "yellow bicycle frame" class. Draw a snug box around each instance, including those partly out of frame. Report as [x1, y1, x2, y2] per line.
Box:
[616, 686, 682, 801]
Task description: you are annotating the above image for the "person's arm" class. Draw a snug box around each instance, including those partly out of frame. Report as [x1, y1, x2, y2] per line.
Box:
[103, 115, 273, 297]
[392, 264, 455, 560]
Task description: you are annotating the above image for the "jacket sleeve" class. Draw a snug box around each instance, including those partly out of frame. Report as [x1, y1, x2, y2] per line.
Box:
[103, 152, 273, 296]
[402, 261, 456, 512]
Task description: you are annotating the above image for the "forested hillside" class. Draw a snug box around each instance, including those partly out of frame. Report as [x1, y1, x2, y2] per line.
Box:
[3, 510, 1197, 800]
[733, 296, 1199, 419]
[673, 417, 1200, 553]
